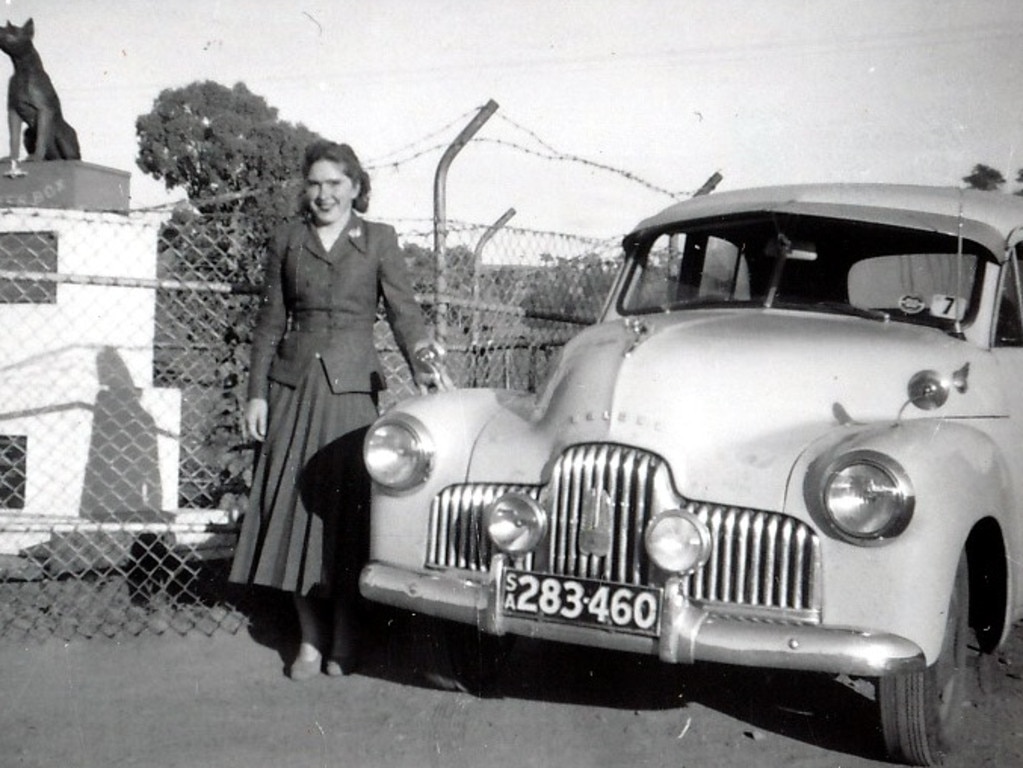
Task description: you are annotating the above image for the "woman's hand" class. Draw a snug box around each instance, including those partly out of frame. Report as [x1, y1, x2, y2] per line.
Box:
[413, 340, 454, 394]
[244, 398, 269, 442]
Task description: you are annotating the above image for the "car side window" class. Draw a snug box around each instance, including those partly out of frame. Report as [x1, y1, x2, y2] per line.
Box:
[994, 252, 1023, 347]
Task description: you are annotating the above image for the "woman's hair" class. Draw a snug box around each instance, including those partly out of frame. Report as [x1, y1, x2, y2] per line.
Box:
[301, 139, 372, 213]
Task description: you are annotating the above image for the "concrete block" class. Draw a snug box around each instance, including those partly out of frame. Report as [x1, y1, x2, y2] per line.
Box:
[0, 161, 130, 212]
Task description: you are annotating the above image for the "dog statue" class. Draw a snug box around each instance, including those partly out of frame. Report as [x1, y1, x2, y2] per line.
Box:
[0, 18, 80, 174]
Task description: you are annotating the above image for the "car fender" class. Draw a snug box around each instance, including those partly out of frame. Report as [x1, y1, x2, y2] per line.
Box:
[786, 418, 1014, 663]
[367, 388, 528, 567]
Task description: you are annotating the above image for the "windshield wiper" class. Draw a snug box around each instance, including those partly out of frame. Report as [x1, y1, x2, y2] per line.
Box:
[808, 301, 891, 322]
[661, 296, 759, 312]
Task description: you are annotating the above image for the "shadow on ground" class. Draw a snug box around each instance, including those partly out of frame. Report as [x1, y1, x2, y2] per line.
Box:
[235, 590, 889, 763]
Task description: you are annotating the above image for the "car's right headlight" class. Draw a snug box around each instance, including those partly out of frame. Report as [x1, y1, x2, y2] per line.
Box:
[363, 416, 433, 491]
[815, 450, 914, 543]
[644, 509, 712, 574]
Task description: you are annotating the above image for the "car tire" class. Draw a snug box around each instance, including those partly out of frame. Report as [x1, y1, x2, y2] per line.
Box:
[878, 553, 971, 766]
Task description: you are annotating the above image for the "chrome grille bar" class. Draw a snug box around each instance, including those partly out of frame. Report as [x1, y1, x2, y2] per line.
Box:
[546, 443, 661, 584]
[428, 483, 537, 571]
[425, 443, 821, 621]
[680, 504, 820, 615]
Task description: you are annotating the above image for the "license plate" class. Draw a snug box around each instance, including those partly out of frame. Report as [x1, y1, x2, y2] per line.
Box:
[500, 569, 661, 636]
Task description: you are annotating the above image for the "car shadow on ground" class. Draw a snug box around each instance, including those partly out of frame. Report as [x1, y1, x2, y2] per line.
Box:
[226, 587, 1022, 767]
[350, 605, 887, 763]
[500, 635, 887, 762]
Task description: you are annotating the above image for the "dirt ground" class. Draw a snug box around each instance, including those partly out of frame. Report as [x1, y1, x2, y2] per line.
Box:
[3, 592, 1023, 768]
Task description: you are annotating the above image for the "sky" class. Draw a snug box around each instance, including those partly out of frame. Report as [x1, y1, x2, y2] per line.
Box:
[2, 0, 1022, 238]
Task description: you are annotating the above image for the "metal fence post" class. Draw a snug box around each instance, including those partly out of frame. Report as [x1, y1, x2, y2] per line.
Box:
[433, 99, 499, 345]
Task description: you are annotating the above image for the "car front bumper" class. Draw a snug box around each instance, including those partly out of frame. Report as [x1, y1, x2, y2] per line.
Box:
[360, 556, 926, 677]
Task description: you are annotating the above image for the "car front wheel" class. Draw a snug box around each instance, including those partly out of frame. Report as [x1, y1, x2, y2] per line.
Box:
[878, 553, 971, 765]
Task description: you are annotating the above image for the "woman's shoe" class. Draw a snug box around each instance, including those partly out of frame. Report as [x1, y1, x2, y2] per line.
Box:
[287, 654, 322, 681]
[324, 656, 358, 677]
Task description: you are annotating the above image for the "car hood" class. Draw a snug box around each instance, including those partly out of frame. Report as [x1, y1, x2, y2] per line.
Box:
[467, 309, 1001, 510]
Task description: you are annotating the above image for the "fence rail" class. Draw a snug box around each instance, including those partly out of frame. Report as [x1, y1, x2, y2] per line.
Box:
[0, 207, 620, 640]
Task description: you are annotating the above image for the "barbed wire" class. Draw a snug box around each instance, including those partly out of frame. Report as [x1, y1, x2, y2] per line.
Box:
[132, 103, 698, 217]
[491, 114, 691, 199]
[494, 112, 563, 156]
[363, 141, 450, 173]
[390, 216, 621, 247]
[363, 109, 692, 199]
[475, 136, 686, 200]
[365, 107, 482, 165]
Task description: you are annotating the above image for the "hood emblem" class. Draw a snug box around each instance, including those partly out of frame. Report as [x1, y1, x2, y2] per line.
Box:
[623, 317, 650, 356]
[578, 488, 614, 558]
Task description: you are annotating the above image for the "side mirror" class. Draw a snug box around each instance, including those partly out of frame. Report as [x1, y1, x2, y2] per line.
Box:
[906, 363, 969, 412]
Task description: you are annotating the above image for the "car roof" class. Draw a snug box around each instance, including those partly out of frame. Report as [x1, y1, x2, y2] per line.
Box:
[629, 184, 1023, 258]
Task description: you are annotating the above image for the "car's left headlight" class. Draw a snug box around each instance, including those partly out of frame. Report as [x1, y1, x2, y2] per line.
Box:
[485, 492, 547, 555]
[815, 450, 914, 543]
[363, 415, 433, 491]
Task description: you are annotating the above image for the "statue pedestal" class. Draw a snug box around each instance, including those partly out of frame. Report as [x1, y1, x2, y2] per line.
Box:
[0, 160, 130, 212]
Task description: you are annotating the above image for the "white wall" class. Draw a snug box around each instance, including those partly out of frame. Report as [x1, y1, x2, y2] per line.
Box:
[0, 209, 181, 552]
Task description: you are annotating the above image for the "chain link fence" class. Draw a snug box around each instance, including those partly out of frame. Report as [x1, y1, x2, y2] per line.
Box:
[0, 206, 621, 640]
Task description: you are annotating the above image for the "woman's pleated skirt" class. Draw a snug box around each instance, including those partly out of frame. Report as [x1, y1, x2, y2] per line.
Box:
[229, 364, 379, 597]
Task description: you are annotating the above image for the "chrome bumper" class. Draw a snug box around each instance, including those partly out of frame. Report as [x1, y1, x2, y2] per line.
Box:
[360, 558, 926, 677]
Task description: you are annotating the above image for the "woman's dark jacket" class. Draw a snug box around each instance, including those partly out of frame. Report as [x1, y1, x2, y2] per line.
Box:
[247, 216, 428, 400]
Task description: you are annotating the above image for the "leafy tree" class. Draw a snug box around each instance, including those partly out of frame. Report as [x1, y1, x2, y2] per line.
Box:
[963, 164, 1006, 191]
[136, 80, 322, 223]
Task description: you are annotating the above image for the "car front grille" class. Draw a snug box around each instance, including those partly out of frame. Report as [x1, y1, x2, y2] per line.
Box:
[427, 482, 540, 572]
[427, 443, 821, 622]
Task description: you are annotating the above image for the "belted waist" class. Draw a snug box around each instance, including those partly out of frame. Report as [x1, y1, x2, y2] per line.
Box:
[289, 310, 374, 332]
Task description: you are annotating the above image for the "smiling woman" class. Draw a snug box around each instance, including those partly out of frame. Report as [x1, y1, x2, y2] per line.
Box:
[227, 138, 452, 680]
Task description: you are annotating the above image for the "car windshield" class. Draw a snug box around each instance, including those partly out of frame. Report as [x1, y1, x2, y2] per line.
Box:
[618, 214, 987, 331]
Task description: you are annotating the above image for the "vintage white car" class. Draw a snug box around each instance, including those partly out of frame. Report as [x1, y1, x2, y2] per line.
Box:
[360, 184, 1023, 765]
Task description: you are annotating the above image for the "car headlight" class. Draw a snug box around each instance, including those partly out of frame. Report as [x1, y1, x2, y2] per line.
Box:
[363, 416, 433, 491]
[644, 509, 711, 574]
[485, 492, 547, 555]
[817, 450, 914, 543]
